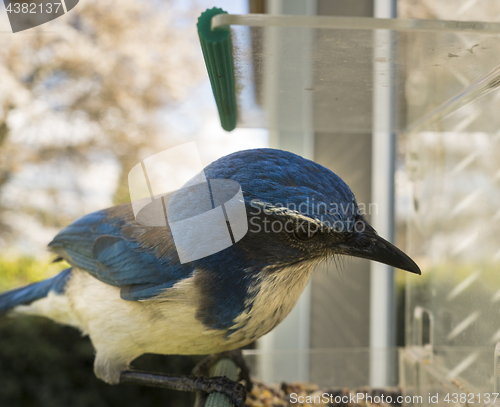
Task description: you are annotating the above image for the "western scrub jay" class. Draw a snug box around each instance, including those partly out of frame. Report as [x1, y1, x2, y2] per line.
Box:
[0, 148, 420, 405]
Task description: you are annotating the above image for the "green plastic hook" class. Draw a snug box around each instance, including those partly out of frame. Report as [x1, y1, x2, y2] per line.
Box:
[197, 8, 237, 132]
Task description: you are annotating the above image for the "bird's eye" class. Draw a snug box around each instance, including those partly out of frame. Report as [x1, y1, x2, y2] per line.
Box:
[293, 222, 318, 241]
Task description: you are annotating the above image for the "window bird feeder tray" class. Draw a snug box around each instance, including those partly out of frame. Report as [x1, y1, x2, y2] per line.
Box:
[199, 9, 500, 403]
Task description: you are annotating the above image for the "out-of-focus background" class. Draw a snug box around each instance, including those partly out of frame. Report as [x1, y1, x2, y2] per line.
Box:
[2, 0, 500, 405]
[0, 1, 267, 405]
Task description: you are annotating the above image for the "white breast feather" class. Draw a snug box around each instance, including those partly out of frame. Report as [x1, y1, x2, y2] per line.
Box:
[11, 261, 317, 384]
[227, 263, 315, 343]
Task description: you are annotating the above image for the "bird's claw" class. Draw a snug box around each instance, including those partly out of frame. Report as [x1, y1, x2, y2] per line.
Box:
[193, 350, 253, 392]
[121, 370, 247, 407]
[197, 376, 247, 407]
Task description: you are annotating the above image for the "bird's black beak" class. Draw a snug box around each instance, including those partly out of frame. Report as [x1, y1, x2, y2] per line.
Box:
[337, 224, 421, 275]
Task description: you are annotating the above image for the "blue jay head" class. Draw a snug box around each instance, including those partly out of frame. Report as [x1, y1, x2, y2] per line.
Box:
[202, 148, 420, 275]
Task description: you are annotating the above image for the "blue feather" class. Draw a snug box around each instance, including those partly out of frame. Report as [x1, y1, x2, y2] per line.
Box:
[0, 268, 72, 313]
[48, 205, 195, 301]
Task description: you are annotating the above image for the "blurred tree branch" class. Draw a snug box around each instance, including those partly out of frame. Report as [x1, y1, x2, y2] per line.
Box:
[0, 0, 204, 248]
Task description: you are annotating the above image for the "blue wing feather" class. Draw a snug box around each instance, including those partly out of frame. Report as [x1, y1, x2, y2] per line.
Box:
[48, 203, 194, 301]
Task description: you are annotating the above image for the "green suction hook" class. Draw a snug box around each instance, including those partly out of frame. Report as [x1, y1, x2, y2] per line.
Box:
[197, 8, 237, 132]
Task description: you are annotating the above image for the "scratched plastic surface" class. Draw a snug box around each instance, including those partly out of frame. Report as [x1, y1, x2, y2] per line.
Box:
[218, 14, 500, 133]
[243, 347, 496, 393]
[404, 113, 500, 393]
[222, 12, 500, 397]
[403, 69, 500, 393]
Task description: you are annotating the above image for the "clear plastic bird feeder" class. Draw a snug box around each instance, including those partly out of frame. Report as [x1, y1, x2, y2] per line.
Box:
[209, 10, 500, 400]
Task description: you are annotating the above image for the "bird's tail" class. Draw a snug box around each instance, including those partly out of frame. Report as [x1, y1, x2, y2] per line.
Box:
[0, 268, 72, 314]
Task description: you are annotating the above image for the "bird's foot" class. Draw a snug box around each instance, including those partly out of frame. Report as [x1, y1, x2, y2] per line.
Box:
[192, 350, 252, 392]
[120, 371, 247, 407]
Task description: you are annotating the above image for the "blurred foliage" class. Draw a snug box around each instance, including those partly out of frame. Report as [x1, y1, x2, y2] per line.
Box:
[0, 0, 204, 247]
[0, 2, 211, 403]
[0, 316, 202, 407]
[0, 256, 68, 292]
